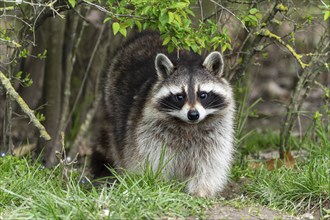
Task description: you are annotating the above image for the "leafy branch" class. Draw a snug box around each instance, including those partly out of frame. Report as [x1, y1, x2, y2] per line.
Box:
[102, 0, 232, 53]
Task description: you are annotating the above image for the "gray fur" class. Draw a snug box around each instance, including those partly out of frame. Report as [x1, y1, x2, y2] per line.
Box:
[155, 53, 174, 78]
[91, 31, 235, 197]
[203, 51, 224, 77]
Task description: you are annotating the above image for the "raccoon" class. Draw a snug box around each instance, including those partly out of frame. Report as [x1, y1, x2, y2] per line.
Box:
[91, 31, 235, 197]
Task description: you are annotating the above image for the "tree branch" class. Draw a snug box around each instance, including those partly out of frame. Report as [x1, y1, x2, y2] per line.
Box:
[229, 1, 281, 81]
[257, 28, 309, 69]
[0, 71, 51, 141]
[64, 21, 106, 130]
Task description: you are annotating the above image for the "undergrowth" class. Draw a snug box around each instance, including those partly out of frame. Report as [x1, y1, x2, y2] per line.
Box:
[0, 154, 211, 219]
[1, 102, 329, 219]
[242, 118, 330, 217]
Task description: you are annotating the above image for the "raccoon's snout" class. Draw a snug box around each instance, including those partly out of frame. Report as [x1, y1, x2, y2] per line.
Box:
[187, 110, 200, 121]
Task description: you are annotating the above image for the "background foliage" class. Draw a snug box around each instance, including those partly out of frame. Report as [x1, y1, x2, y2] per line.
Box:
[0, 0, 329, 218]
[0, 0, 329, 165]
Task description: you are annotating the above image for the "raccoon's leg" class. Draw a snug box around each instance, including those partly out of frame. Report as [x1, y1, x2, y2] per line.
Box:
[186, 164, 230, 197]
[186, 175, 227, 197]
[91, 125, 116, 179]
[90, 149, 113, 178]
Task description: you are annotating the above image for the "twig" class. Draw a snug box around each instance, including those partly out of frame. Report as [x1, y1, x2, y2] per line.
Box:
[81, 0, 140, 19]
[55, 132, 78, 184]
[7, 89, 13, 152]
[68, 21, 110, 159]
[209, 0, 249, 33]
[319, 0, 329, 8]
[68, 95, 101, 159]
[279, 32, 329, 157]
[198, 0, 204, 21]
[0, 14, 32, 29]
[0, 71, 51, 141]
[58, 10, 84, 134]
[228, 0, 262, 3]
[81, 0, 112, 14]
[229, 1, 281, 81]
[64, 21, 106, 130]
[257, 28, 309, 69]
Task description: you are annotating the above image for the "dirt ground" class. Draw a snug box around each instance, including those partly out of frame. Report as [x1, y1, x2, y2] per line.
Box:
[203, 155, 319, 220]
[205, 204, 315, 220]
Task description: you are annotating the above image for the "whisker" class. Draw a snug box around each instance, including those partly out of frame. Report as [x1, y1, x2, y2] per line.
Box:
[158, 101, 180, 110]
[205, 98, 227, 109]
[208, 104, 227, 109]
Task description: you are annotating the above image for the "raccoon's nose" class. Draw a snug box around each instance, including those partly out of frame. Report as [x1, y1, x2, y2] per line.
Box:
[187, 110, 200, 121]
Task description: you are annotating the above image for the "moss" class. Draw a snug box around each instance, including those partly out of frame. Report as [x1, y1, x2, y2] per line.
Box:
[276, 4, 289, 12]
[258, 28, 309, 69]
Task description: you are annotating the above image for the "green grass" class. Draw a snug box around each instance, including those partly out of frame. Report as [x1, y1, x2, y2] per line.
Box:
[241, 120, 330, 217]
[1, 116, 329, 218]
[0, 155, 211, 219]
[246, 152, 329, 212]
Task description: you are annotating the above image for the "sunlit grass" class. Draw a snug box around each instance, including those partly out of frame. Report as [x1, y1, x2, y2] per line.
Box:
[1, 118, 329, 218]
[0, 154, 211, 219]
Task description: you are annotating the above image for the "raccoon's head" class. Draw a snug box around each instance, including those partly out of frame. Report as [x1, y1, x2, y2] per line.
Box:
[153, 51, 233, 124]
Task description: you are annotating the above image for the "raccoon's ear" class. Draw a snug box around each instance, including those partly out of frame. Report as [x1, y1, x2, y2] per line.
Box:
[155, 53, 174, 79]
[203, 52, 224, 77]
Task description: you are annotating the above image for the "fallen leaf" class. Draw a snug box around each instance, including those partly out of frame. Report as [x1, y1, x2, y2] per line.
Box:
[266, 151, 296, 170]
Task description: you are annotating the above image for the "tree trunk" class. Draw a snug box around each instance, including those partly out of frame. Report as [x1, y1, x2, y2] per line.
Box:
[38, 16, 65, 166]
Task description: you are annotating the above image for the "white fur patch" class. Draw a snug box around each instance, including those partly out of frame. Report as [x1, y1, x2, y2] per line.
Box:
[168, 104, 188, 122]
[168, 103, 207, 124]
[199, 82, 231, 99]
[194, 103, 207, 121]
[154, 85, 182, 100]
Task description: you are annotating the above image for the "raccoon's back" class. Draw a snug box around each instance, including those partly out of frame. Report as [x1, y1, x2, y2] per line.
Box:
[102, 32, 165, 151]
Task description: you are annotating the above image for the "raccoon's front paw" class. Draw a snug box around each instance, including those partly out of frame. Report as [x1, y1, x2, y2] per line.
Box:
[187, 185, 216, 198]
[191, 189, 214, 198]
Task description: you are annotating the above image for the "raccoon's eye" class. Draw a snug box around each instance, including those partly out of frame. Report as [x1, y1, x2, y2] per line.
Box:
[176, 94, 184, 101]
[199, 92, 208, 99]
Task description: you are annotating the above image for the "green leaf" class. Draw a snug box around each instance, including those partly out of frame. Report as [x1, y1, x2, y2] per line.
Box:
[221, 44, 227, 53]
[15, 71, 23, 79]
[162, 36, 171, 45]
[119, 27, 127, 37]
[36, 112, 46, 122]
[191, 44, 198, 53]
[185, 8, 195, 17]
[143, 22, 149, 30]
[249, 8, 259, 15]
[167, 43, 175, 53]
[68, 0, 76, 7]
[171, 36, 178, 44]
[103, 17, 111, 23]
[249, 15, 258, 22]
[324, 10, 330, 21]
[112, 22, 120, 35]
[19, 48, 29, 58]
[255, 12, 262, 19]
[225, 43, 232, 51]
[159, 13, 169, 25]
[142, 6, 151, 15]
[174, 14, 182, 25]
[170, 2, 188, 9]
[168, 12, 174, 24]
[135, 20, 142, 31]
[37, 50, 47, 60]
